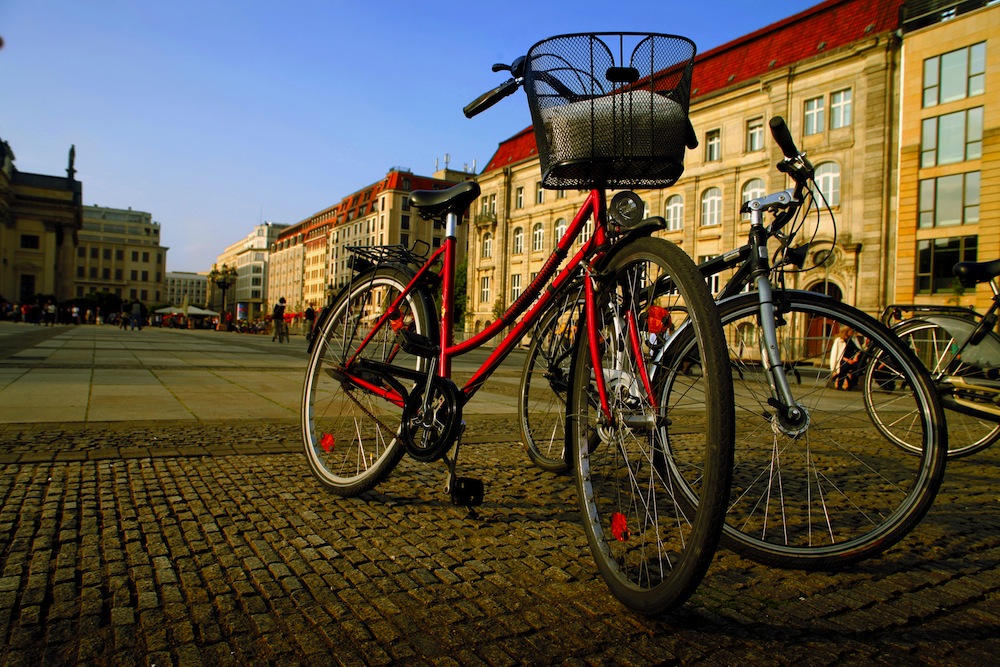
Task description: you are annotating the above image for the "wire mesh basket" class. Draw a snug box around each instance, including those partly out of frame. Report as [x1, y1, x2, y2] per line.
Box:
[524, 32, 696, 190]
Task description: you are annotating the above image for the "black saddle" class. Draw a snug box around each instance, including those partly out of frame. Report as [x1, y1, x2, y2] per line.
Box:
[954, 259, 1000, 287]
[409, 181, 481, 221]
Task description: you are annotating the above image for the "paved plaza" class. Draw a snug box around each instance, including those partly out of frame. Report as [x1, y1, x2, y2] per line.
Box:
[0, 321, 999, 665]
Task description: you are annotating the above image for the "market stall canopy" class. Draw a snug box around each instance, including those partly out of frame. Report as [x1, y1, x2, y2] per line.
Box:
[155, 305, 220, 316]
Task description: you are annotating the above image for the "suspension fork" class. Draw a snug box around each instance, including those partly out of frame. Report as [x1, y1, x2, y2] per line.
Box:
[748, 216, 802, 424]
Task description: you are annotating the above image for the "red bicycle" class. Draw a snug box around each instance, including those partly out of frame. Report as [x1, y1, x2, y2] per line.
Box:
[301, 33, 734, 614]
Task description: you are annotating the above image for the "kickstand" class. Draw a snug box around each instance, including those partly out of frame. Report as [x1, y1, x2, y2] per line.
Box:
[440, 421, 484, 518]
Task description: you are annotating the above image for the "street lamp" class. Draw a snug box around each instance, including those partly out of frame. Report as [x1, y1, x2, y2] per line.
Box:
[208, 263, 239, 330]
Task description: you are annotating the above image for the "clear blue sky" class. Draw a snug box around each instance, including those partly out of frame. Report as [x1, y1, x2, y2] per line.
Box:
[0, 0, 818, 272]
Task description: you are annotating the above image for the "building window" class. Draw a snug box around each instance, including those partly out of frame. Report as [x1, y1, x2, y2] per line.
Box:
[923, 42, 986, 107]
[20, 234, 40, 249]
[917, 236, 977, 294]
[482, 232, 492, 259]
[511, 274, 522, 301]
[142, 252, 149, 262]
[830, 89, 852, 129]
[480, 276, 490, 304]
[536, 182, 545, 205]
[489, 193, 497, 214]
[918, 172, 980, 228]
[401, 215, 410, 230]
[804, 96, 825, 135]
[555, 218, 567, 241]
[77, 246, 86, 258]
[921, 107, 983, 167]
[532, 223, 544, 251]
[401, 233, 409, 247]
[705, 129, 721, 161]
[131, 251, 139, 261]
[103, 248, 112, 260]
[701, 187, 722, 226]
[814, 162, 841, 207]
[76, 266, 84, 278]
[512, 227, 524, 254]
[741, 178, 766, 220]
[664, 195, 684, 231]
[746, 118, 764, 152]
[579, 219, 592, 244]
[699, 255, 720, 294]
[516, 187, 524, 209]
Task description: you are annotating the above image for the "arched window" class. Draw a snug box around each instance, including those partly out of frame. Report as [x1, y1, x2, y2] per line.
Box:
[532, 223, 545, 251]
[701, 187, 722, 226]
[741, 178, 766, 220]
[512, 227, 524, 254]
[555, 218, 567, 241]
[815, 162, 841, 207]
[481, 232, 492, 259]
[664, 195, 684, 231]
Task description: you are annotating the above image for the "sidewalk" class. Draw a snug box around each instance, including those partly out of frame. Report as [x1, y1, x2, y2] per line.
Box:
[1, 322, 999, 665]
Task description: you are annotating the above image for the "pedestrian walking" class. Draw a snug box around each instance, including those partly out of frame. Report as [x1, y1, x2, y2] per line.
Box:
[304, 303, 316, 343]
[272, 297, 288, 343]
[130, 301, 144, 331]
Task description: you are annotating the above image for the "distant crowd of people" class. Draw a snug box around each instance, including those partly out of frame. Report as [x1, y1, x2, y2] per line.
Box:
[1, 297, 319, 341]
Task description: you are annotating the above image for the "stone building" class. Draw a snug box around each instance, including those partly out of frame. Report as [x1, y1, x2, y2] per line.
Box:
[164, 271, 208, 307]
[0, 140, 82, 305]
[268, 167, 473, 314]
[213, 222, 287, 321]
[77, 205, 167, 303]
[468, 0, 908, 329]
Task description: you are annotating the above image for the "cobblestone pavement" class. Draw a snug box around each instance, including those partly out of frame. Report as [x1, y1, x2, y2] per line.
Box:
[1, 325, 999, 665]
[0, 419, 998, 666]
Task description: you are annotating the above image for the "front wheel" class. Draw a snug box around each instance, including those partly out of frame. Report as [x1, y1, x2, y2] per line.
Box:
[301, 266, 438, 496]
[569, 237, 734, 614]
[868, 318, 1000, 458]
[663, 291, 947, 569]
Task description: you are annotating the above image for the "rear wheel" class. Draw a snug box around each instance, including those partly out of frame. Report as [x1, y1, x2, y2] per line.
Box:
[301, 266, 437, 496]
[569, 237, 734, 614]
[519, 281, 584, 473]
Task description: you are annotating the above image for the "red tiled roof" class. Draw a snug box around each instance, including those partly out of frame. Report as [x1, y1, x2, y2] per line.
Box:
[481, 0, 905, 175]
[278, 170, 466, 242]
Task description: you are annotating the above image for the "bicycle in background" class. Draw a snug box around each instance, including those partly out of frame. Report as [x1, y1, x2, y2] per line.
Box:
[874, 260, 1000, 458]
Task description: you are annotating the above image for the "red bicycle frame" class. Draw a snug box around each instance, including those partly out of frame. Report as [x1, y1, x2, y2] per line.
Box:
[341, 187, 650, 423]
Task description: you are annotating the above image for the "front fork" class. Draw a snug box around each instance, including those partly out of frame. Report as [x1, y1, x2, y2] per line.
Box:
[748, 220, 807, 435]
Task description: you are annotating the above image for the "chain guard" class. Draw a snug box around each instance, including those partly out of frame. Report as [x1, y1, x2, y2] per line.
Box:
[402, 377, 462, 462]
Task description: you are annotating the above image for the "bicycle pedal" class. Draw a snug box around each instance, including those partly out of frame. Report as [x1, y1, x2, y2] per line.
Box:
[450, 477, 484, 507]
[395, 329, 440, 358]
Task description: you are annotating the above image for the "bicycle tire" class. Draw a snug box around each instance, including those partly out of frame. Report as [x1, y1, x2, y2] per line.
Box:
[662, 291, 947, 569]
[568, 237, 734, 614]
[519, 284, 584, 473]
[867, 318, 1000, 458]
[301, 265, 438, 496]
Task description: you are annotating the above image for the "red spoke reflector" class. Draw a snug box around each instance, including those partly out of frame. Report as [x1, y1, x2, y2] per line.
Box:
[320, 433, 335, 452]
[610, 512, 630, 542]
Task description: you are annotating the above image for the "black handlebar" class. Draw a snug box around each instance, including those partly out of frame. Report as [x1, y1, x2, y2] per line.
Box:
[463, 78, 521, 118]
[769, 116, 799, 159]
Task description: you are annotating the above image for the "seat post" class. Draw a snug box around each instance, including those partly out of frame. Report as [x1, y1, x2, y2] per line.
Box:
[439, 213, 460, 377]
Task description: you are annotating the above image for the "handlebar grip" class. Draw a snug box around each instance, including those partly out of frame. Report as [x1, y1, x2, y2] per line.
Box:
[463, 78, 519, 118]
[769, 116, 799, 159]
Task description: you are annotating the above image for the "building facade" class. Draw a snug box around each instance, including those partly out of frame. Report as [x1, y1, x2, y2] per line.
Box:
[164, 271, 208, 307]
[268, 167, 473, 315]
[894, 0, 999, 313]
[76, 205, 168, 303]
[468, 0, 907, 329]
[0, 140, 82, 305]
[213, 222, 287, 321]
